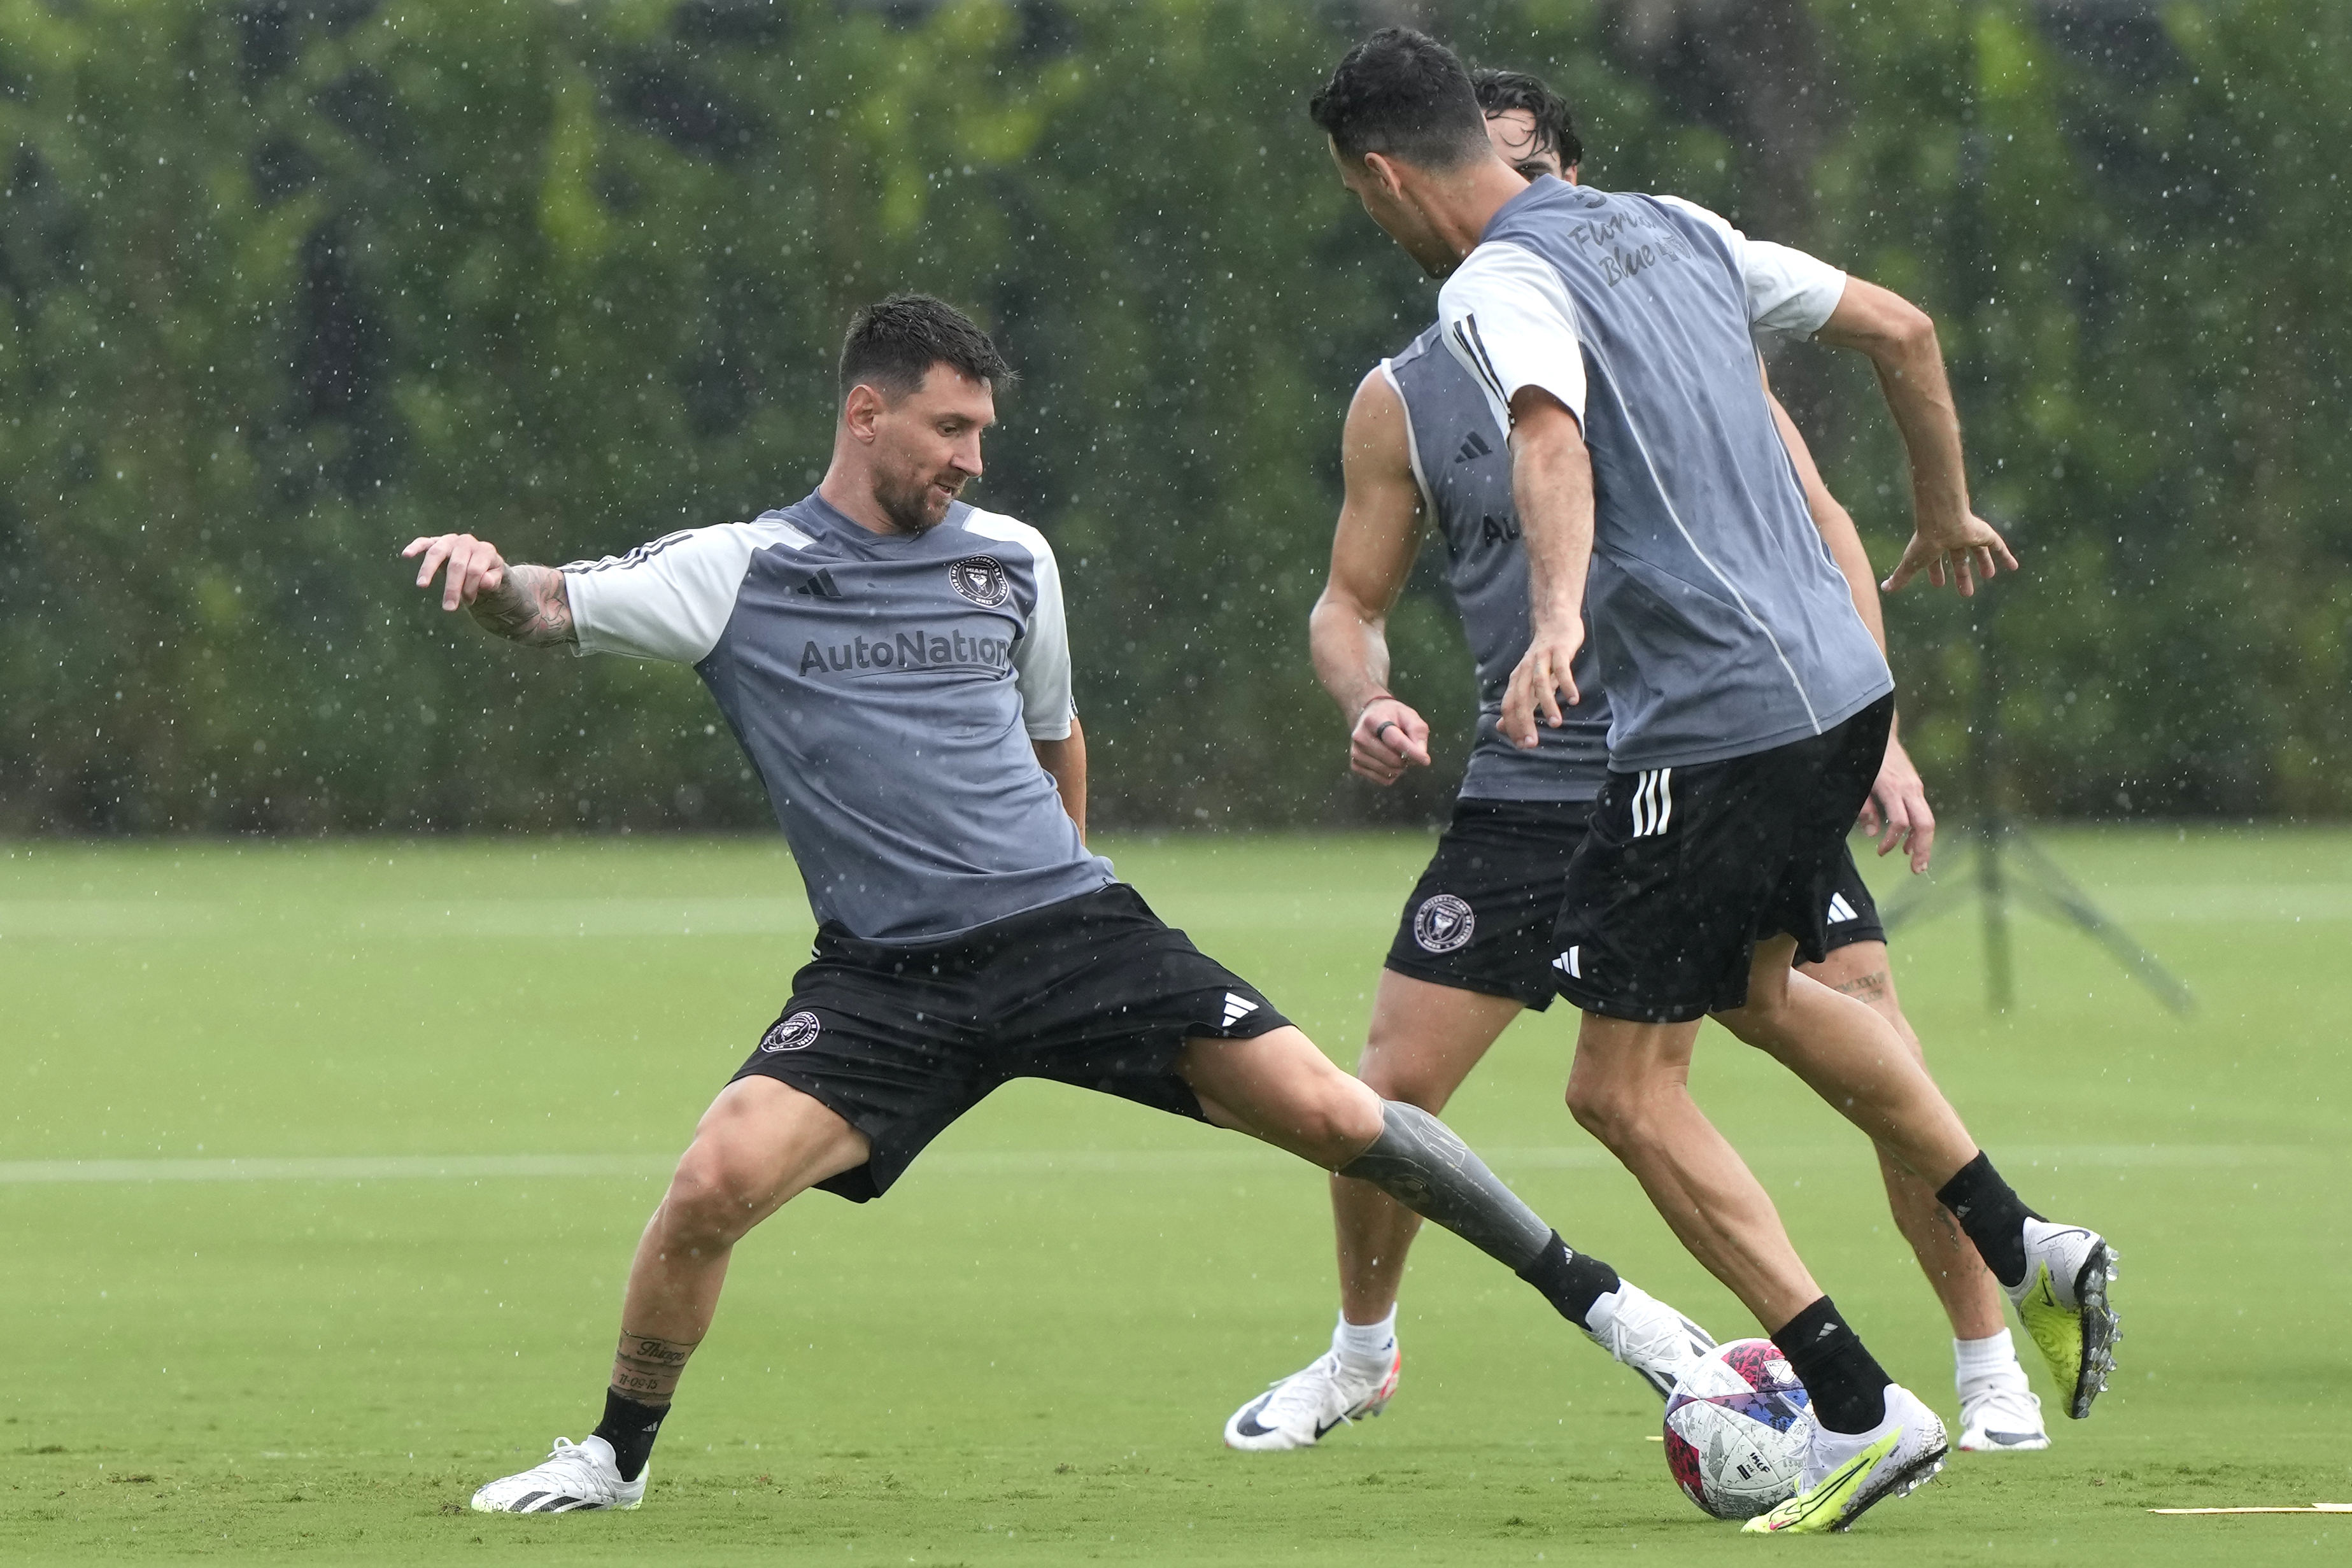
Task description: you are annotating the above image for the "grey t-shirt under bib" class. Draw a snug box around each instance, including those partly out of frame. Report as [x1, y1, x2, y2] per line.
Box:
[562, 492, 1113, 943]
[1386, 325, 1609, 803]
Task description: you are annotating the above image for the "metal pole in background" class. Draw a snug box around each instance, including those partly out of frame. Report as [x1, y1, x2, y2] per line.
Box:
[1877, 0, 2190, 1017]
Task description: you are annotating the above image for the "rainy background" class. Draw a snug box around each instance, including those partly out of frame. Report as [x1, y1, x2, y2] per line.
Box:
[8, 3, 2351, 1560]
[4, 0, 2345, 839]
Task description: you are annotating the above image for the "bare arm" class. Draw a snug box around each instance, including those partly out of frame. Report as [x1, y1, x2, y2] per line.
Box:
[1496, 387, 1592, 749]
[1764, 379, 1936, 871]
[1032, 717, 1087, 842]
[403, 533, 576, 647]
[1813, 276, 2018, 597]
[1308, 369, 1436, 784]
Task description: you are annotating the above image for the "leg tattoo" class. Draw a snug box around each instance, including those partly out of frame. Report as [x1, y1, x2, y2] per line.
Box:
[610, 1331, 698, 1407]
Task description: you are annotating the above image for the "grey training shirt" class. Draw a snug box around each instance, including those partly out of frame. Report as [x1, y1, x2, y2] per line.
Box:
[1438, 178, 1893, 772]
[1385, 324, 1610, 802]
[562, 491, 1114, 943]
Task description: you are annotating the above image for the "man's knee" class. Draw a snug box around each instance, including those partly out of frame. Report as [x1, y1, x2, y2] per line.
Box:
[661, 1136, 772, 1250]
[1357, 1038, 1456, 1112]
[1307, 1075, 1388, 1155]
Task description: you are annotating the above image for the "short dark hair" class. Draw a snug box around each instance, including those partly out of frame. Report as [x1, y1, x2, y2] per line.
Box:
[1471, 67, 1583, 173]
[1310, 27, 1491, 171]
[837, 293, 1014, 401]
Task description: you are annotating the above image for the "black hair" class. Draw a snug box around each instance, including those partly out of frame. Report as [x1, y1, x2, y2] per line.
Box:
[1470, 67, 1583, 174]
[837, 292, 1014, 400]
[1310, 27, 1491, 171]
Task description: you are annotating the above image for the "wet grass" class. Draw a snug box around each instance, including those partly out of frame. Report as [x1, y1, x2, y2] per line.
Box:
[3, 826, 2347, 1564]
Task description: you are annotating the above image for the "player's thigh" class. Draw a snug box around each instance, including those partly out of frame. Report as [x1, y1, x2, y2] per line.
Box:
[670, 1077, 872, 1236]
[1564, 1012, 1704, 1136]
[1360, 968, 1523, 1110]
[1178, 1026, 1384, 1157]
[1794, 939, 1925, 1060]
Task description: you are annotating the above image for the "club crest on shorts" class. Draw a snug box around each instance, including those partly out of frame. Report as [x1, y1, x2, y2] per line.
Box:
[1412, 893, 1475, 953]
[759, 1010, 822, 1052]
[948, 556, 1010, 607]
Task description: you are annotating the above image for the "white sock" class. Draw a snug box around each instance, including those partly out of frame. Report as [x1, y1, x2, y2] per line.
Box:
[1953, 1328, 2027, 1396]
[1334, 1308, 1398, 1371]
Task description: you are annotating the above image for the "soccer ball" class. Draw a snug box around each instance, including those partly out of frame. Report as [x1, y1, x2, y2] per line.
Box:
[1662, 1338, 1813, 1520]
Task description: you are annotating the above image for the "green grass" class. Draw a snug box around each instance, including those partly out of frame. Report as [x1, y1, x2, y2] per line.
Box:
[3, 826, 2347, 1564]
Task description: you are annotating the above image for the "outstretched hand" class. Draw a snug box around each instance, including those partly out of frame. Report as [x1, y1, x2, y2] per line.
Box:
[404, 533, 510, 611]
[1881, 511, 2018, 597]
[1498, 619, 1583, 749]
[1350, 696, 1432, 786]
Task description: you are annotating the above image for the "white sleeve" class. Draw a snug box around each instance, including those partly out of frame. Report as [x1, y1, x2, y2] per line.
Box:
[963, 511, 1075, 740]
[1656, 194, 1847, 343]
[560, 516, 810, 663]
[1437, 241, 1587, 435]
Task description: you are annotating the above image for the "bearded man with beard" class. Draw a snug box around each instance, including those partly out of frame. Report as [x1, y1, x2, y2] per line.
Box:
[408, 293, 1718, 1517]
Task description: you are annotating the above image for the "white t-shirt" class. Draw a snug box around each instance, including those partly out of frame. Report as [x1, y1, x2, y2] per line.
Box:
[1438, 195, 1847, 434]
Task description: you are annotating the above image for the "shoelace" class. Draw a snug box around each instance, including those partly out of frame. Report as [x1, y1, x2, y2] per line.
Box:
[1254, 1353, 1357, 1432]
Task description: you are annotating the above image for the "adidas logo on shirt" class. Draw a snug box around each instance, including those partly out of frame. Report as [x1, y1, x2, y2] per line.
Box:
[791, 567, 846, 600]
[1454, 430, 1494, 463]
[1827, 893, 1859, 924]
[1221, 992, 1260, 1029]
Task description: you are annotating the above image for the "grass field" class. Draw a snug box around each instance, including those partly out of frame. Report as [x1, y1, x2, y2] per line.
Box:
[3, 826, 2348, 1564]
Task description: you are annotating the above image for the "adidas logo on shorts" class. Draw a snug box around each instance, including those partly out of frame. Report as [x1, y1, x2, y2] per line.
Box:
[1827, 892, 1859, 924]
[1551, 945, 1583, 980]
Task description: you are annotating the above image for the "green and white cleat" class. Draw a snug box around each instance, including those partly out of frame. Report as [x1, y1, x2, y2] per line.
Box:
[2010, 1217, 2120, 1420]
[1741, 1385, 1948, 1534]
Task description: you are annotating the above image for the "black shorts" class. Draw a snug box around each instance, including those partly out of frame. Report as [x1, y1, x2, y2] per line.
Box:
[1382, 798, 1594, 1010]
[1551, 695, 1895, 1024]
[1384, 795, 1887, 1011]
[730, 883, 1289, 1202]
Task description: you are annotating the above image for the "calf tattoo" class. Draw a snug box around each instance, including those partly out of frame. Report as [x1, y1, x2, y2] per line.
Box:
[610, 1331, 698, 1405]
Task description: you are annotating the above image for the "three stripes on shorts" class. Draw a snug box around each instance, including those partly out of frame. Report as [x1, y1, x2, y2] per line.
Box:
[1629, 767, 1675, 838]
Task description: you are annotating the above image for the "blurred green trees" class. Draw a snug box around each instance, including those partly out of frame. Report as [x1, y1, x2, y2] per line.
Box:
[1, 0, 2344, 833]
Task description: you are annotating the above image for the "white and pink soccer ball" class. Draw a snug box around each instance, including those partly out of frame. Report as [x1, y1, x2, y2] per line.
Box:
[1662, 1338, 1814, 1520]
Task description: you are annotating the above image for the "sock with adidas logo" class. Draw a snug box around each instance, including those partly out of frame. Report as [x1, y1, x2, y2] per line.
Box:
[1771, 1296, 1890, 1436]
[1934, 1150, 2037, 1290]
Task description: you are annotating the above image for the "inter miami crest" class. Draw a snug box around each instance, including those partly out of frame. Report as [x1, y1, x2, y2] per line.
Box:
[1412, 893, 1475, 953]
[758, 1010, 822, 1052]
[948, 556, 1010, 607]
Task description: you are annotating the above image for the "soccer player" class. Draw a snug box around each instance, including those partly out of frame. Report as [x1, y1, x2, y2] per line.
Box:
[1226, 70, 2050, 1458]
[1310, 32, 2120, 1533]
[410, 294, 1717, 1516]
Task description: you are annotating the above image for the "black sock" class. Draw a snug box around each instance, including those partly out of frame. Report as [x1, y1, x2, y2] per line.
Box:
[1771, 1297, 1889, 1435]
[1935, 1150, 2038, 1289]
[1515, 1231, 1622, 1328]
[592, 1387, 669, 1483]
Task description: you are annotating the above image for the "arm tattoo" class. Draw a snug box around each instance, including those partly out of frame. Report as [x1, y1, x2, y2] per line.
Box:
[609, 1331, 698, 1404]
[469, 562, 576, 648]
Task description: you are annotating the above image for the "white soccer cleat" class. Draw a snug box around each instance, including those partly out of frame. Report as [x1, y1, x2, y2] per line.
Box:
[1957, 1378, 2050, 1452]
[1584, 1282, 1716, 1399]
[469, 1435, 646, 1513]
[1223, 1348, 1401, 1451]
[1742, 1383, 1948, 1534]
[2009, 1217, 2120, 1420]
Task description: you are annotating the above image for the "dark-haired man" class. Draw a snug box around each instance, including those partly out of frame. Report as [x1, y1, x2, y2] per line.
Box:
[409, 293, 1716, 1515]
[1227, 67, 2048, 1458]
[1309, 32, 2118, 1533]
